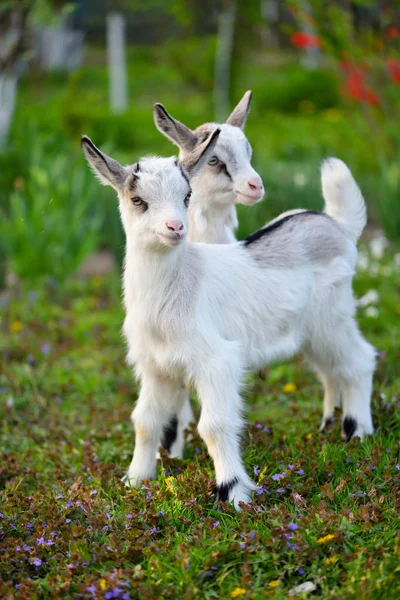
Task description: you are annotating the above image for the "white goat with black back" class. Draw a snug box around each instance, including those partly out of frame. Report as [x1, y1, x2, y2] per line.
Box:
[81, 131, 375, 509]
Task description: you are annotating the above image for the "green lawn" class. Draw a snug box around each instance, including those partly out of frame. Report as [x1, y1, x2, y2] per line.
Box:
[1, 238, 399, 599]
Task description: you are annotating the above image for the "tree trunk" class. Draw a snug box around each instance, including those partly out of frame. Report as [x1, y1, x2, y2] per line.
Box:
[107, 13, 128, 114]
[214, 0, 237, 122]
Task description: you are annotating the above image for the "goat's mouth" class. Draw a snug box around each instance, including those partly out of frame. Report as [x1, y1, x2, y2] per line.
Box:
[235, 189, 264, 204]
[156, 231, 186, 245]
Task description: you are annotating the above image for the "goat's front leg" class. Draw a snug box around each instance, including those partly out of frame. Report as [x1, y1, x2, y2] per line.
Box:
[124, 371, 185, 487]
[196, 361, 255, 510]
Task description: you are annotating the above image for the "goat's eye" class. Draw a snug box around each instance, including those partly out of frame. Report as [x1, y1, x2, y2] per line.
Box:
[208, 156, 219, 166]
[131, 196, 143, 206]
[184, 191, 191, 207]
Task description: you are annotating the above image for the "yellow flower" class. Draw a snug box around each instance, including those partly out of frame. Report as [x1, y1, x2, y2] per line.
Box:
[10, 320, 22, 333]
[317, 534, 335, 545]
[92, 275, 102, 288]
[99, 579, 107, 589]
[231, 588, 246, 598]
[165, 476, 178, 495]
[325, 555, 338, 565]
[269, 580, 281, 588]
[306, 433, 313, 440]
[324, 108, 342, 123]
[283, 383, 296, 393]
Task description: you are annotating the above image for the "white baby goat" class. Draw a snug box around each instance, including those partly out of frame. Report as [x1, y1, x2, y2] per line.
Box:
[81, 131, 375, 509]
[154, 92, 264, 453]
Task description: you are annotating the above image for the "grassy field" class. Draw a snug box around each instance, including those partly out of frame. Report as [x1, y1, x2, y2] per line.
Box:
[1, 234, 399, 599]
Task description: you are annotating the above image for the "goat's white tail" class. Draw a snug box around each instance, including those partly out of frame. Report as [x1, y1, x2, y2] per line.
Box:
[321, 158, 366, 243]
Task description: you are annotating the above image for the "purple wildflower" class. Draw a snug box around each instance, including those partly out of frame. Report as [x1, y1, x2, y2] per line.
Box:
[213, 521, 220, 528]
[36, 537, 45, 546]
[41, 342, 51, 355]
[298, 567, 305, 575]
[297, 469, 305, 475]
[126, 514, 133, 519]
[277, 487, 285, 493]
[32, 558, 42, 567]
[256, 486, 264, 495]
[240, 542, 246, 549]
[159, 510, 165, 516]
[86, 585, 96, 594]
[23, 545, 31, 551]
[395, 465, 400, 470]
[288, 464, 294, 470]
[253, 465, 260, 476]
[249, 531, 256, 538]
[288, 522, 298, 531]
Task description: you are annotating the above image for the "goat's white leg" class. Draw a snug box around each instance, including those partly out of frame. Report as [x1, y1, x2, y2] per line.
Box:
[312, 320, 375, 441]
[124, 372, 185, 487]
[304, 350, 342, 432]
[315, 370, 342, 432]
[337, 327, 375, 441]
[195, 362, 255, 510]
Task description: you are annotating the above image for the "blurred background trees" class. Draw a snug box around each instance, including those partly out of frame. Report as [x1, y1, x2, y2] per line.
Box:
[0, 0, 399, 287]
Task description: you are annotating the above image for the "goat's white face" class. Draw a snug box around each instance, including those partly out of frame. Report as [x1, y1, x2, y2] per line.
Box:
[81, 130, 220, 251]
[153, 91, 264, 208]
[120, 157, 190, 249]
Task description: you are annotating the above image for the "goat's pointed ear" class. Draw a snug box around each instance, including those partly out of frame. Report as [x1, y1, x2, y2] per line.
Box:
[226, 90, 252, 129]
[81, 135, 127, 190]
[153, 103, 197, 152]
[179, 128, 221, 179]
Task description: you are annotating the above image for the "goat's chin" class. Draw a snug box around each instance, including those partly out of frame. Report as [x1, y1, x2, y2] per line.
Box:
[234, 191, 264, 206]
[156, 232, 186, 248]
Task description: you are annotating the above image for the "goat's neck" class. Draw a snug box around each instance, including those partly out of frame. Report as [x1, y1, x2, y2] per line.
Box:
[188, 190, 238, 244]
[123, 239, 189, 308]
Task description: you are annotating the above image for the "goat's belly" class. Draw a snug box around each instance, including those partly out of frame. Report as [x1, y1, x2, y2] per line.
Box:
[245, 326, 302, 370]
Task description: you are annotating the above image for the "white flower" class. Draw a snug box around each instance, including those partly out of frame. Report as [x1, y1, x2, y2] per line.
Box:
[357, 251, 369, 271]
[289, 582, 317, 596]
[294, 172, 307, 188]
[358, 289, 379, 307]
[369, 232, 388, 260]
[365, 306, 379, 318]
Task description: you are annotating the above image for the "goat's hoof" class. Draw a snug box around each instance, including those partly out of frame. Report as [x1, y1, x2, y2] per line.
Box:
[341, 415, 373, 442]
[216, 477, 256, 511]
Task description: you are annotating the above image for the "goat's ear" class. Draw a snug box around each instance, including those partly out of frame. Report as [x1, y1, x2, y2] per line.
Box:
[81, 135, 127, 190]
[226, 90, 252, 129]
[153, 103, 197, 152]
[179, 128, 221, 179]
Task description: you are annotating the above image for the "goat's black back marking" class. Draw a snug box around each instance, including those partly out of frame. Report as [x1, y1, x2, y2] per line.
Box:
[343, 416, 357, 442]
[161, 416, 178, 453]
[244, 210, 326, 247]
[217, 477, 239, 502]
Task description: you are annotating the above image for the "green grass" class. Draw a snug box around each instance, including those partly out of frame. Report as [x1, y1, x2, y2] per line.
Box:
[1, 237, 399, 599]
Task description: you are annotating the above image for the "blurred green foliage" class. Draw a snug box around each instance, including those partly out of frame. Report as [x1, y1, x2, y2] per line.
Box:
[1, 38, 398, 283]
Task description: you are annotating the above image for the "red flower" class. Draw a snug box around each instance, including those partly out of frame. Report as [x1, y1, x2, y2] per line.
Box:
[290, 32, 321, 49]
[341, 62, 380, 106]
[387, 26, 400, 39]
[387, 58, 400, 84]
